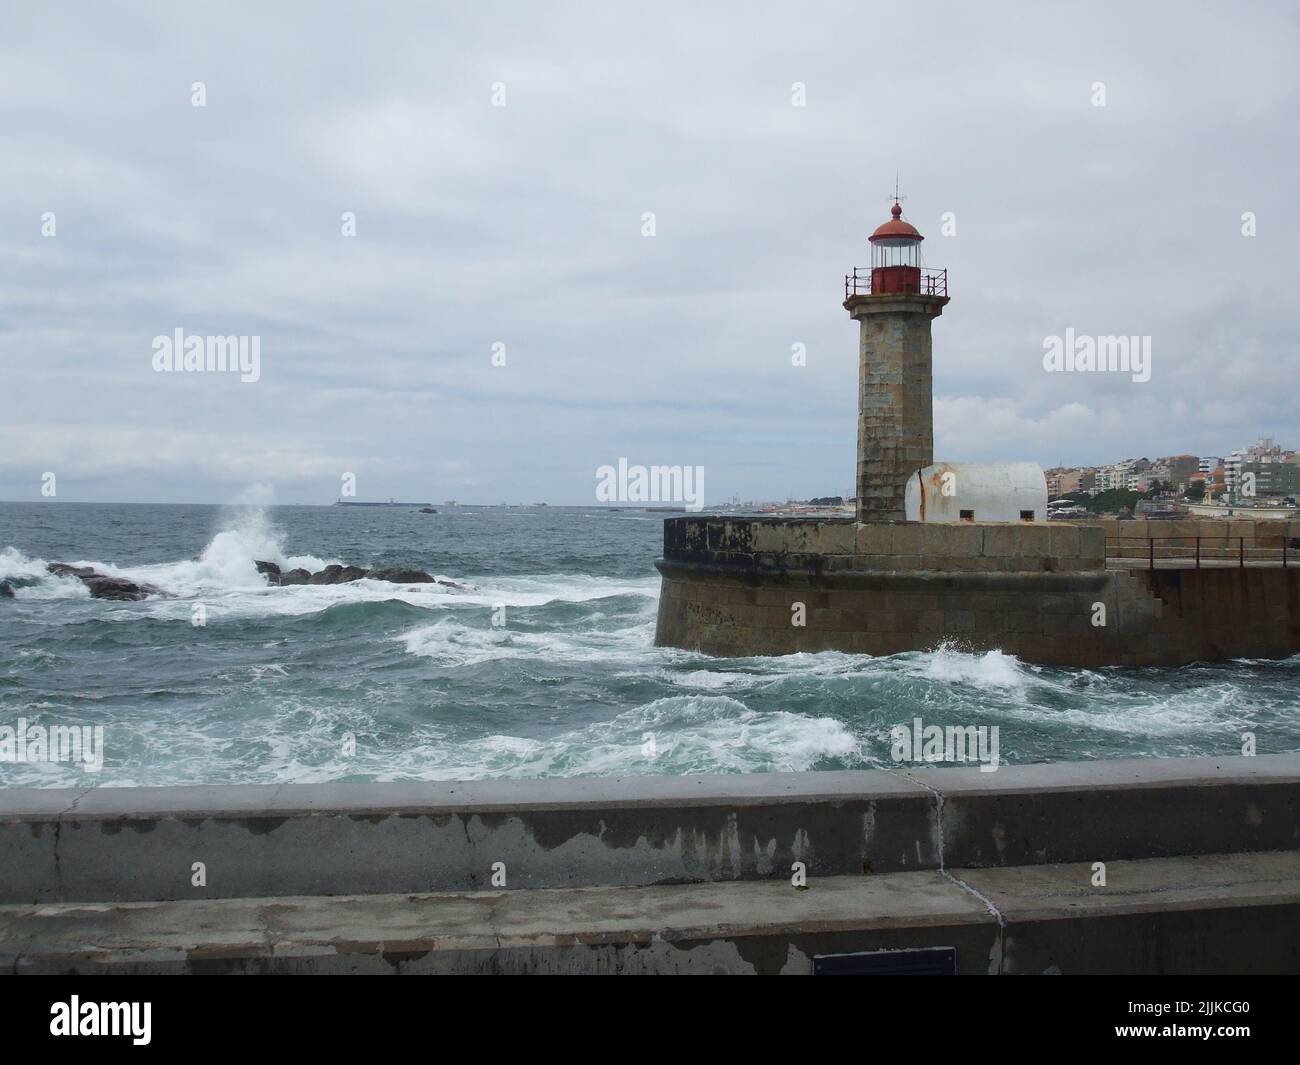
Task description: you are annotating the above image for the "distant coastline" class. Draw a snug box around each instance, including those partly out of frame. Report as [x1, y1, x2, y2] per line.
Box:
[333, 500, 432, 508]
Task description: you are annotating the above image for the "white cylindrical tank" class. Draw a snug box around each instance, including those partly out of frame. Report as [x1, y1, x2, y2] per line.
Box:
[904, 462, 1048, 523]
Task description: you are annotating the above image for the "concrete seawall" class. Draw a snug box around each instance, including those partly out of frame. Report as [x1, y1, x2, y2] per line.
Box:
[2, 756, 1298, 973]
[4, 756, 1298, 904]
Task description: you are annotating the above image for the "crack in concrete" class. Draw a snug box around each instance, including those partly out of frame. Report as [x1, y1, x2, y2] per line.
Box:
[485, 893, 504, 972]
[254, 901, 278, 974]
[460, 813, 479, 889]
[50, 785, 96, 894]
[903, 770, 1008, 975]
[57, 785, 95, 819]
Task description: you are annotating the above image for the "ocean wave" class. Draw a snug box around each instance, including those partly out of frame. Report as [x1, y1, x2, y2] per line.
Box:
[399, 613, 658, 668]
[134, 694, 869, 785]
[897, 643, 1047, 702]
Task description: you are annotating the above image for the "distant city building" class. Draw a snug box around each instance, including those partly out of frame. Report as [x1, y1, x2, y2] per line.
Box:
[1226, 438, 1285, 499]
[1160, 455, 1200, 491]
[1039, 444, 1288, 504]
[1095, 462, 1132, 492]
[1241, 460, 1300, 499]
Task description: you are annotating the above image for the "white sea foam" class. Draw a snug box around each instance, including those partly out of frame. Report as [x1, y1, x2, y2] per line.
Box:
[399, 614, 658, 668]
[24, 691, 854, 789]
[278, 696, 868, 781]
[111, 507, 333, 597]
[0, 547, 91, 599]
[904, 643, 1037, 691]
[448, 573, 660, 609]
[0, 546, 57, 582]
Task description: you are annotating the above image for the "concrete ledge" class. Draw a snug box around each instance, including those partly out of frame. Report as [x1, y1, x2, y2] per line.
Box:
[5, 851, 1297, 974]
[906, 756, 1300, 868]
[0, 770, 938, 903]
[2, 756, 1298, 904]
[0, 872, 995, 975]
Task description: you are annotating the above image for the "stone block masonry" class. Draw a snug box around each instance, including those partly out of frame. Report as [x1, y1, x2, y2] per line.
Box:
[654, 516, 1300, 666]
[847, 292, 947, 523]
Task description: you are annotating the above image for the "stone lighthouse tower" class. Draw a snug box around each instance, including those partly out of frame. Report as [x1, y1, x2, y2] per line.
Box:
[844, 202, 949, 523]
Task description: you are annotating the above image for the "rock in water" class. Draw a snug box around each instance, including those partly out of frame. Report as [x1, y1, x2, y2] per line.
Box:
[83, 576, 157, 601]
[259, 561, 450, 588]
[366, 568, 436, 584]
[47, 563, 95, 579]
[308, 565, 345, 585]
[0, 582, 14, 599]
[46, 562, 165, 600]
[306, 565, 371, 585]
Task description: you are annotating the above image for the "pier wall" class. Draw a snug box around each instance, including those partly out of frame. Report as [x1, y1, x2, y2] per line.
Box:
[653, 517, 1300, 665]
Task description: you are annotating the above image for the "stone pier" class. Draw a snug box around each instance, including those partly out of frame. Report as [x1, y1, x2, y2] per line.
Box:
[653, 516, 1300, 666]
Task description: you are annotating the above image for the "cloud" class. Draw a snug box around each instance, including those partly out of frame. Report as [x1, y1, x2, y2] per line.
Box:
[1, 1, 1296, 503]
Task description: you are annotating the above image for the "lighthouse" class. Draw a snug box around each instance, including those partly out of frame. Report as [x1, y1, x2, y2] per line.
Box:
[844, 201, 949, 523]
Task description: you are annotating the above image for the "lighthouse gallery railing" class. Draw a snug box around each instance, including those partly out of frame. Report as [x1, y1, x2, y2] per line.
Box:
[844, 267, 948, 300]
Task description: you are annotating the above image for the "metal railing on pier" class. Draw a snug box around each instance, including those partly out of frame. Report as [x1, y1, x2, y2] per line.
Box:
[1105, 532, 1296, 571]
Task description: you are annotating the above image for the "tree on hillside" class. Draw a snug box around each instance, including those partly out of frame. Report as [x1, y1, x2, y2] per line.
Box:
[1084, 488, 1146, 515]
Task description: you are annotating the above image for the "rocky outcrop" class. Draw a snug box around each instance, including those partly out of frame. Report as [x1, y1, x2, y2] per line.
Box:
[83, 576, 159, 601]
[307, 564, 371, 585]
[367, 568, 435, 584]
[47, 564, 96, 579]
[252, 560, 464, 590]
[46, 564, 166, 601]
[38, 559, 462, 601]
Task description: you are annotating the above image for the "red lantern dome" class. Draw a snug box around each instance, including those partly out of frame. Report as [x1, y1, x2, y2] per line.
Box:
[869, 202, 923, 246]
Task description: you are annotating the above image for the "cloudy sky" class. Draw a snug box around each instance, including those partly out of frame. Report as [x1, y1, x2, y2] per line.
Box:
[2, 1, 1297, 505]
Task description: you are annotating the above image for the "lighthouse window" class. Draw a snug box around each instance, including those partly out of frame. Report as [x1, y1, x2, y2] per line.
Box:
[959, 509, 975, 522]
[1020, 510, 1035, 522]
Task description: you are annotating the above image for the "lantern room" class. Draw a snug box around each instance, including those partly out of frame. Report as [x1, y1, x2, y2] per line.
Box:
[869, 202, 924, 294]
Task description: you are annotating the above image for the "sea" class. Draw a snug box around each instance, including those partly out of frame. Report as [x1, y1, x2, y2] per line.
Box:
[1, 501, 1297, 788]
